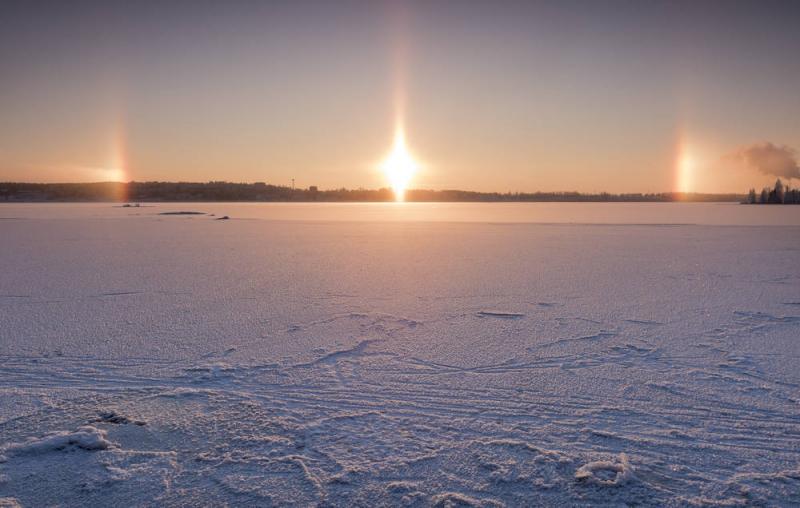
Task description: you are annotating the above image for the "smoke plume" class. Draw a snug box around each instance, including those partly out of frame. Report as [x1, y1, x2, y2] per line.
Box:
[733, 142, 799, 180]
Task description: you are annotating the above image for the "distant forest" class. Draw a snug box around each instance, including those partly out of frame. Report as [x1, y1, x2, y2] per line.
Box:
[745, 179, 800, 204]
[0, 181, 745, 203]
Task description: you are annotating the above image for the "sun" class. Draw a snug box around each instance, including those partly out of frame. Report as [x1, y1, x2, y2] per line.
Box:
[380, 126, 418, 201]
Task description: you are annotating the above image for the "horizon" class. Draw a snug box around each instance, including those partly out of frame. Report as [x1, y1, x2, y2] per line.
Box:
[1, 179, 753, 196]
[2, 1, 799, 194]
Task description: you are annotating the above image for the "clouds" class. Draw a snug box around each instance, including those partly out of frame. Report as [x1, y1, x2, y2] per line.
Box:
[732, 142, 800, 180]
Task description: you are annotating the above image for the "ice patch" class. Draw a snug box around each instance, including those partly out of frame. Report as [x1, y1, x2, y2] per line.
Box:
[184, 362, 235, 381]
[1, 426, 114, 461]
[386, 480, 419, 493]
[624, 319, 664, 326]
[94, 411, 146, 426]
[98, 290, 144, 297]
[477, 311, 525, 319]
[294, 339, 381, 367]
[575, 453, 634, 487]
[431, 491, 504, 507]
[153, 387, 215, 398]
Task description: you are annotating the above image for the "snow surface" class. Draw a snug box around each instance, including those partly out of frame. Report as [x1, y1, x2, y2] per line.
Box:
[1, 202, 799, 506]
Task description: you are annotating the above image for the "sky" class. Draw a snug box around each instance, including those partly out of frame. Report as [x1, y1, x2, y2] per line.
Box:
[1, 0, 799, 193]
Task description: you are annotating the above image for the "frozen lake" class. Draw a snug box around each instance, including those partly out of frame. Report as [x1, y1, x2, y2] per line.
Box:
[1, 202, 799, 506]
[2, 200, 800, 224]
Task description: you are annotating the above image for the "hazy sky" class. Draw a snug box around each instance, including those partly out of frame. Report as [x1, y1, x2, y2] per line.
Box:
[1, 0, 799, 192]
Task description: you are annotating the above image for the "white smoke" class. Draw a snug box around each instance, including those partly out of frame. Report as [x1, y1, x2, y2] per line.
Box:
[732, 142, 799, 180]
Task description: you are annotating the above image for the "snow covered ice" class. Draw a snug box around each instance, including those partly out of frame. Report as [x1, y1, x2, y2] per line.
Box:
[1, 202, 799, 506]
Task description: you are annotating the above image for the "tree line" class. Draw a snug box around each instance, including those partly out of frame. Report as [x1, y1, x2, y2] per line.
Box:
[0, 181, 745, 203]
[746, 179, 800, 204]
